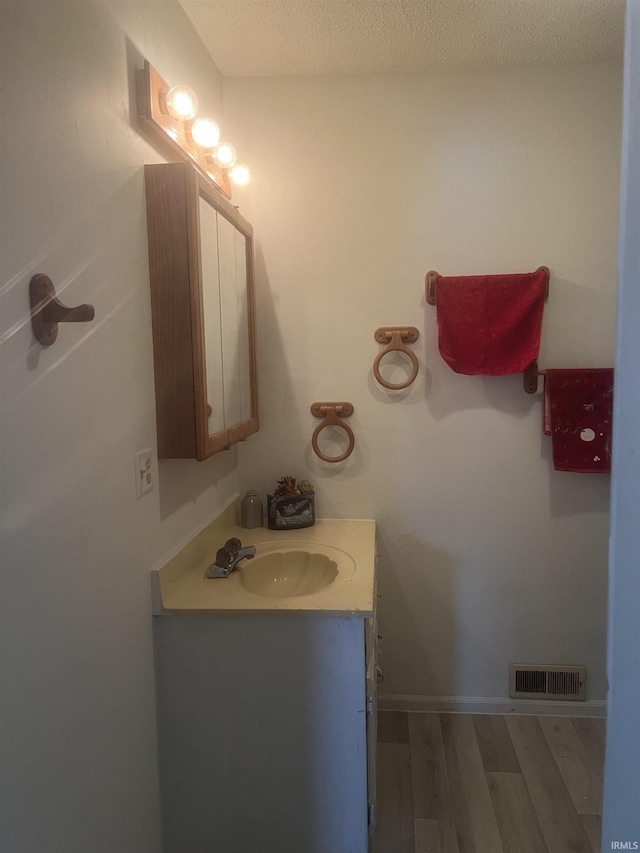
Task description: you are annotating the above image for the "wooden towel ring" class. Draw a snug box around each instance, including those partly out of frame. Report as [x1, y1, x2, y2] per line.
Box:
[310, 402, 355, 463]
[373, 327, 420, 390]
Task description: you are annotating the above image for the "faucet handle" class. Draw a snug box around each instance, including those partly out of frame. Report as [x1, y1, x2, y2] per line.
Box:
[214, 547, 231, 566]
[214, 539, 241, 566]
[223, 537, 242, 554]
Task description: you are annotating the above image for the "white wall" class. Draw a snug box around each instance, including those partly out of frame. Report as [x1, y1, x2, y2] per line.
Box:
[224, 61, 621, 706]
[0, 3, 624, 847]
[603, 0, 640, 843]
[0, 3, 239, 851]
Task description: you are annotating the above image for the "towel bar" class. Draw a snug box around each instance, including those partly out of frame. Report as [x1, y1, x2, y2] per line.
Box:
[524, 361, 547, 394]
[425, 267, 550, 391]
[425, 266, 550, 305]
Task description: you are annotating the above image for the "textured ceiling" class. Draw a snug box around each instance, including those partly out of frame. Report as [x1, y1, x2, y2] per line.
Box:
[178, 0, 625, 77]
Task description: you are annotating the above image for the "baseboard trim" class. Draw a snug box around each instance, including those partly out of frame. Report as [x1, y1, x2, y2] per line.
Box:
[378, 693, 607, 718]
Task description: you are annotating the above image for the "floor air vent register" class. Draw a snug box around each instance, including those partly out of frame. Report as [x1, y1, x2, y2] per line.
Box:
[509, 664, 586, 700]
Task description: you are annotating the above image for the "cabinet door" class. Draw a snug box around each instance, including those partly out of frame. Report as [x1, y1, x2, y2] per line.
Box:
[144, 161, 259, 460]
[155, 614, 369, 852]
[365, 617, 378, 837]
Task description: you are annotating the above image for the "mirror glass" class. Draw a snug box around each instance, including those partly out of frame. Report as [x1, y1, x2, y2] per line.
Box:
[200, 198, 225, 435]
[199, 194, 254, 439]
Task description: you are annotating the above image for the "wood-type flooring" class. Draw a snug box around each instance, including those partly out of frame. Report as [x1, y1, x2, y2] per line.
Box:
[372, 711, 605, 853]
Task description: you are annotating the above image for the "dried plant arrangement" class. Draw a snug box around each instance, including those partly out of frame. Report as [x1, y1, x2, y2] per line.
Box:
[268, 475, 315, 529]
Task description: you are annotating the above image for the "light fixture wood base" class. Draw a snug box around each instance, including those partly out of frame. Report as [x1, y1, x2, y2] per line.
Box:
[136, 60, 231, 199]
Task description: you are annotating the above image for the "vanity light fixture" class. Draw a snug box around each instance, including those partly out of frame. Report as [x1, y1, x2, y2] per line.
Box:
[165, 85, 199, 121]
[229, 163, 251, 186]
[137, 60, 250, 198]
[212, 141, 237, 169]
[189, 117, 221, 149]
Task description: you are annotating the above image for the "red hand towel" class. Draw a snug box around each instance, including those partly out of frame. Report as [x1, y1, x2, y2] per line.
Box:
[435, 270, 548, 375]
[543, 369, 614, 473]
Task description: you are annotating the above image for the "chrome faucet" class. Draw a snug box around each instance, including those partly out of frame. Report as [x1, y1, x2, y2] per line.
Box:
[207, 537, 256, 579]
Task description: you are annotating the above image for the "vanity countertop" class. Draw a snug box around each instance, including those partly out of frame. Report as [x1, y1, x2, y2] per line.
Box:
[153, 500, 376, 617]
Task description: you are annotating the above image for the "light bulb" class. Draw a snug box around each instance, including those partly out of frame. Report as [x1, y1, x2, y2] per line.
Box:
[229, 163, 251, 186]
[190, 118, 221, 150]
[165, 85, 198, 121]
[213, 142, 237, 169]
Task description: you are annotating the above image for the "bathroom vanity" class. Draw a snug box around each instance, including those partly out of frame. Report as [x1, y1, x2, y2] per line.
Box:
[152, 502, 378, 853]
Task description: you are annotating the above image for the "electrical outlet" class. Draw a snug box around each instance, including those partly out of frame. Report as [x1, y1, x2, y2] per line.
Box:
[134, 448, 154, 499]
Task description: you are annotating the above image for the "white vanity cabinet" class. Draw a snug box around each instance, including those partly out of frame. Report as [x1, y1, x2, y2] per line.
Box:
[154, 608, 378, 853]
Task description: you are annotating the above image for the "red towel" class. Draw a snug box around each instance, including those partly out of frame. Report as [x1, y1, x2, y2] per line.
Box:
[543, 369, 614, 473]
[435, 270, 548, 375]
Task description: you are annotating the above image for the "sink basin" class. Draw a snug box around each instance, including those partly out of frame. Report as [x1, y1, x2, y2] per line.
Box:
[239, 544, 353, 598]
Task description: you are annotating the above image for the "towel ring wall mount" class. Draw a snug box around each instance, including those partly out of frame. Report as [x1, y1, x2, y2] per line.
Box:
[373, 326, 420, 390]
[310, 402, 355, 463]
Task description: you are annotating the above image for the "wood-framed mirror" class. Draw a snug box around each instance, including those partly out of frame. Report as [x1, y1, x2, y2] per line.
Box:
[144, 161, 259, 460]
